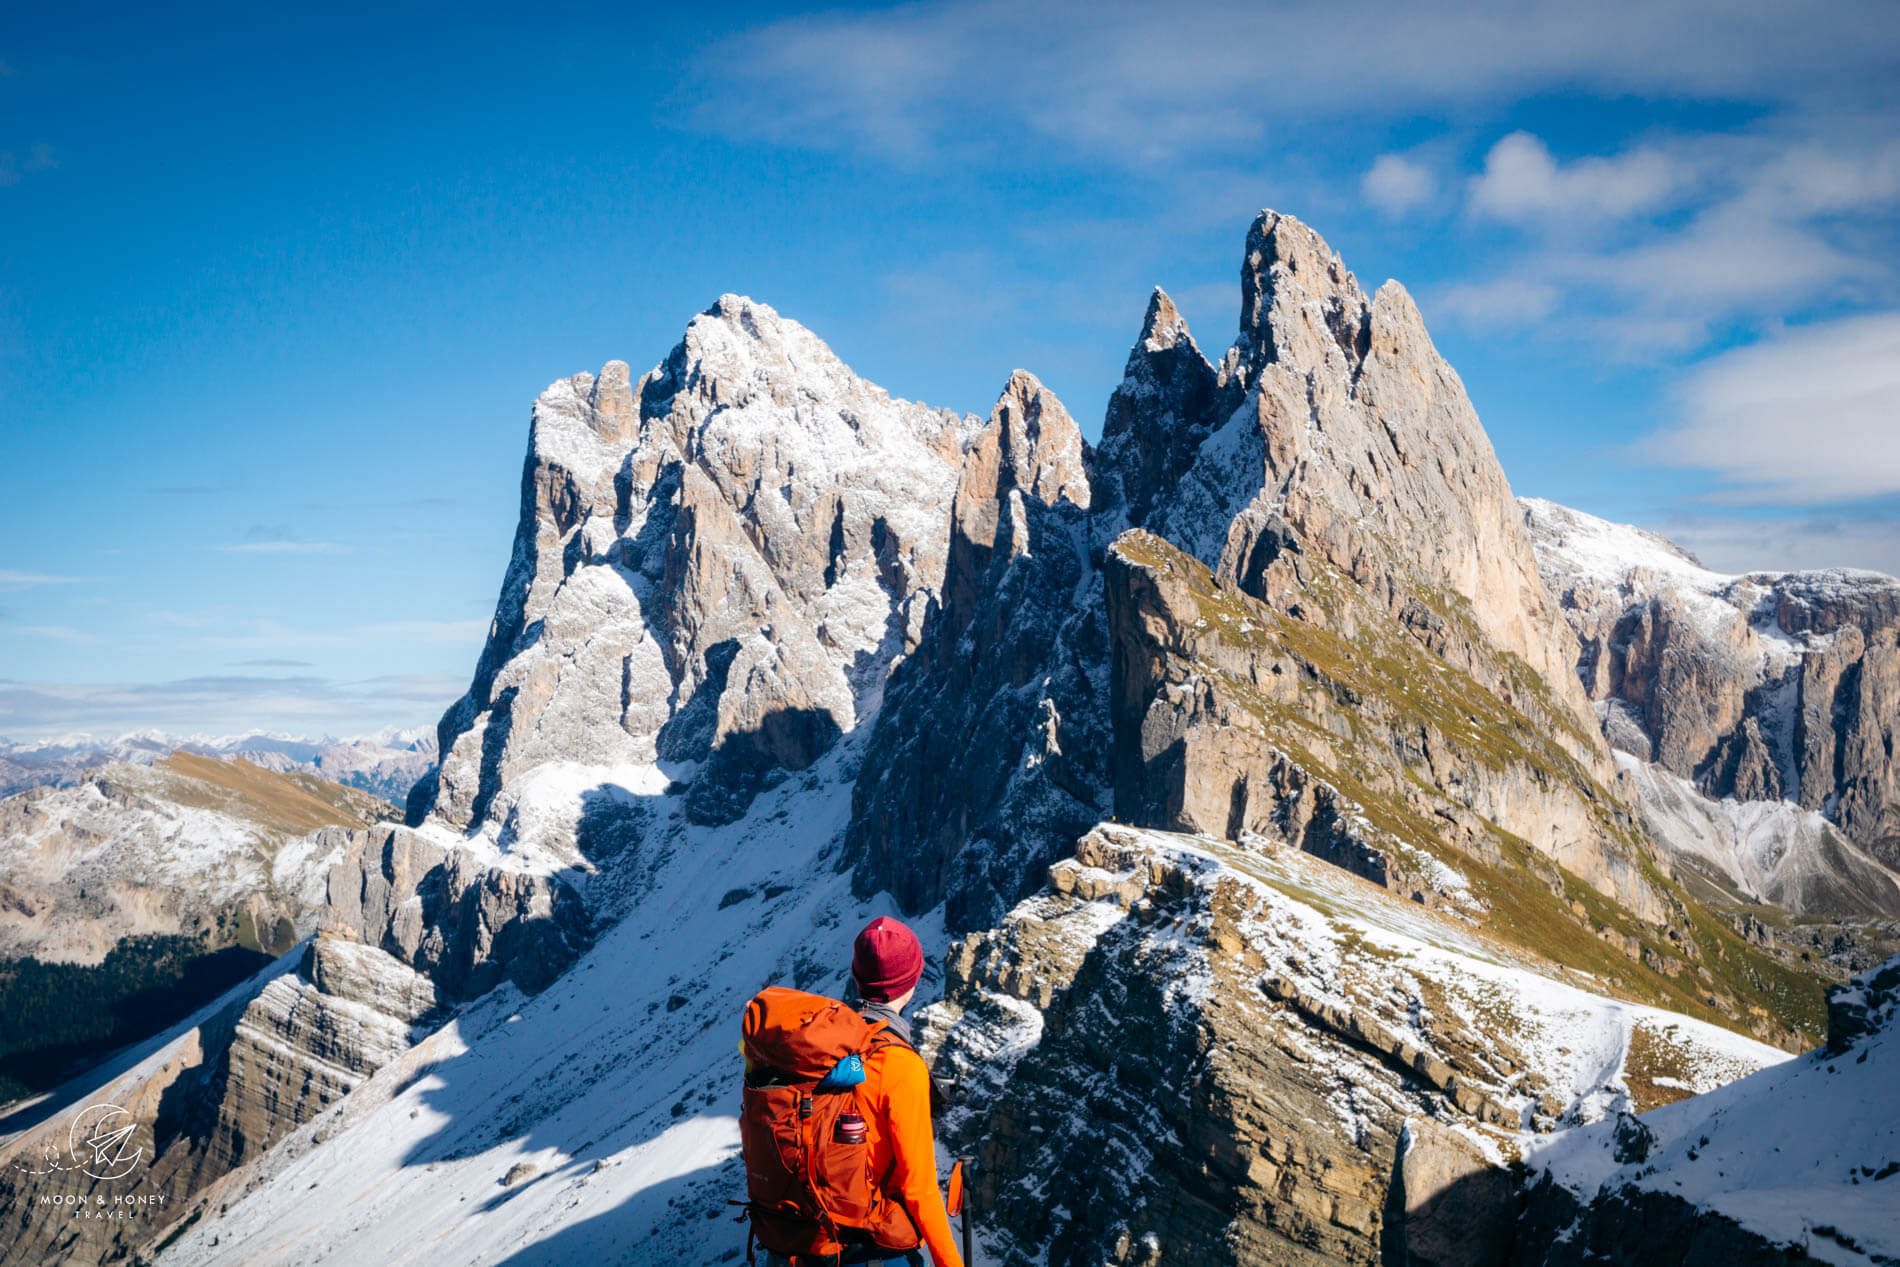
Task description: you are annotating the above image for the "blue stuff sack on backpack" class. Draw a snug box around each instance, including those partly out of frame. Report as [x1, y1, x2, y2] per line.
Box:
[816, 1053, 865, 1088]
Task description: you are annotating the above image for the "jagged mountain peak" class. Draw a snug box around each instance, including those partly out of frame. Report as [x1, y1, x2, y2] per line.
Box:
[1098, 288, 1223, 528]
[425, 292, 978, 846]
[1100, 212, 1603, 759]
[1137, 285, 1196, 353]
[973, 368, 1092, 513]
[1232, 207, 1375, 384]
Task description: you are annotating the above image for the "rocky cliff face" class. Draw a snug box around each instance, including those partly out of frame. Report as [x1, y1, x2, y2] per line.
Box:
[1097, 216, 1602, 771]
[1526, 498, 1900, 870]
[420, 296, 973, 854]
[849, 212, 1622, 933]
[1104, 530, 1660, 922]
[846, 369, 1108, 929]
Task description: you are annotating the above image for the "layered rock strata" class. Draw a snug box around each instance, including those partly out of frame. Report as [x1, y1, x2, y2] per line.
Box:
[0, 937, 439, 1267]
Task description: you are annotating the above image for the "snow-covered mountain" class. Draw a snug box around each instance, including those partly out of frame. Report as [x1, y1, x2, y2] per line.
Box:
[0, 211, 1880, 1266]
[0, 727, 439, 805]
[1524, 498, 1900, 868]
[0, 753, 396, 964]
[1522, 498, 1900, 973]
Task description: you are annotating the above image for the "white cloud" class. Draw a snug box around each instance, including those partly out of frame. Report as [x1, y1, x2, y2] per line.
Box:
[357, 619, 489, 644]
[1638, 312, 1900, 503]
[1430, 277, 1559, 328]
[1649, 510, 1900, 579]
[697, 0, 1900, 164]
[7, 625, 104, 645]
[194, 616, 489, 654]
[0, 674, 465, 744]
[0, 570, 81, 586]
[216, 540, 348, 555]
[1363, 154, 1436, 216]
[1470, 132, 1677, 223]
[1438, 128, 1900, 355]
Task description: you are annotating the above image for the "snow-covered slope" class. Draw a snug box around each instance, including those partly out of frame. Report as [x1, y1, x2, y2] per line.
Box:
[1518, 954, 1900, 1265]
[1619, 752, 1900, 919]
[149, 734, 943, 1266]
[0, 752, 395, 962]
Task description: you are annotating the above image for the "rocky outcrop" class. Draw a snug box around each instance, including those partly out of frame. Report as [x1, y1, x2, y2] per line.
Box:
[321, 822, 591, 998]
[1096, 216, 1603, 769]
[1526, 498, 1900, 868]
[920, 826, 1786, 1266]
[1104, 528, 1663, 922]
[1823, 951, 1900, 1054]
[850, 212, 1622, 934]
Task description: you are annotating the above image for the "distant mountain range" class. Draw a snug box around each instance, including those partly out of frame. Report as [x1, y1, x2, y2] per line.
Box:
[0, 726, 439, 805]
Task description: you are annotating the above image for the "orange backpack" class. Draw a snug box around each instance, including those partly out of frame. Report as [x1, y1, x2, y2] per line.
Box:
[738, 987, 921, 1260]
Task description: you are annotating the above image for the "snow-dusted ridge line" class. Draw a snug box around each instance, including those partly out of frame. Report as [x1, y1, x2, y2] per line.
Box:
[0, 944, 304, 1147]
[1102, 825, 1785, 1125]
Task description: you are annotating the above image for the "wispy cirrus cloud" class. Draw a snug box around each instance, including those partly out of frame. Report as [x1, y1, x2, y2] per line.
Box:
[215, 522, 349, 555]
[1427, 126, 1900, 355]
[8, 624, 103, 645]
[193, 616, 488, 654]
[694, 0, 1900, 166]
[0, 570, 82, 587]
[1637, 312, 1900, 505]
[216, 540, 348, 555]
[0, 673, 464, 743]
[1647, 506, 1900, 580]
[357, 619, 489, 643]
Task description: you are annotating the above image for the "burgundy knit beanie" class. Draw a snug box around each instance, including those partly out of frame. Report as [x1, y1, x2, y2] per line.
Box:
[851, 916, 924, 1002]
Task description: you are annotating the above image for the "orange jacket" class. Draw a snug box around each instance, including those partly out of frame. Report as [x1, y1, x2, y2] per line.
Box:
[859, 1041, 963, 1267]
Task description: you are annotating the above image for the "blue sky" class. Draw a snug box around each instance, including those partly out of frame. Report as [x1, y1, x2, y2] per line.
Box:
[2, 0, 1897, 741]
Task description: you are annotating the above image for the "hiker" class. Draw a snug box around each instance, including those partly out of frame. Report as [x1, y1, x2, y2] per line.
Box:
[739, 916, 965, 1267]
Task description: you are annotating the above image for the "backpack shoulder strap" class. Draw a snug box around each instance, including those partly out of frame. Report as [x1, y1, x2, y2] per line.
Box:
[855, 1012, 916, 1056]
